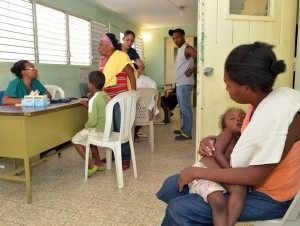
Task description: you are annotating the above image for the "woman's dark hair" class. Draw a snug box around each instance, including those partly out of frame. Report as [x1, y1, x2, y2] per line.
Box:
[10, 60, 29, 78]
[123, 30, 135, 39]
[106, 33, 118, 49]
[225, 42, 286, 93]
[88, 71, 106, 90]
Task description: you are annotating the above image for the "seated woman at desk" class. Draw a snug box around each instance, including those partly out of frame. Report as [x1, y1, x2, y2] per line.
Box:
[2, 60, 51, 105]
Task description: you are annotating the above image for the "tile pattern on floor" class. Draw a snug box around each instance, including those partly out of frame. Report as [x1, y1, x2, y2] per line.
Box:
[0, 108, 196, 225]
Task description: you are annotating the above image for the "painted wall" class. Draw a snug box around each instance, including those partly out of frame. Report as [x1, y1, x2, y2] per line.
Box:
[296, 1, 300, 90]
[0, 0, 195, 96]
[0, 0, 138, 97]
[142, 26, 197, 86]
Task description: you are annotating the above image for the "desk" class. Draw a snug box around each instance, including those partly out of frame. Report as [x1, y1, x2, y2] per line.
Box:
[0, 101, 87, 203]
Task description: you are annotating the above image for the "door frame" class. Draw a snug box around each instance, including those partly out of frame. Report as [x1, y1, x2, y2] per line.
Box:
[196, 0, 298, 159]
[164, 36, 197, 85]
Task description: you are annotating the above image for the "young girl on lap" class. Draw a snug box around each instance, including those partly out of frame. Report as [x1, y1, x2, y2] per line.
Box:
[189, 108, 245, 226]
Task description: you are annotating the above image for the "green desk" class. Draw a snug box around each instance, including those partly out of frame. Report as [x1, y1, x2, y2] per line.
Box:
[0, 101, 87, 203]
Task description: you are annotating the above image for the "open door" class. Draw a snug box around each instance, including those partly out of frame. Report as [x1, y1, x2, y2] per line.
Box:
[196, 0, 297, 158]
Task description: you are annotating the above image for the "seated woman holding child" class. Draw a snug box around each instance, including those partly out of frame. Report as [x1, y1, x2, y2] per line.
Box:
[156, 42, 300, 225]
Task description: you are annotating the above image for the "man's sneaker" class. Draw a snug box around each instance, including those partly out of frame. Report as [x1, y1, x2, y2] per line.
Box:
[175, 133, 192, 141]
[173, 129, 183, 135]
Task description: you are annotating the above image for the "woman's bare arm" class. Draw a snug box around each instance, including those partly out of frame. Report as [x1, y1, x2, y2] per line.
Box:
[2, 96, 21, 105]
[213, 129, 233, 168]
[44, 91, 52, 100]
[179, 112, 300, 191]
[178, 164, 275, 192]
[198, 136, 217, 156]
[123, 64, 136, 90]
[134, 58, 145, 75]
[280, 112, 300, 158]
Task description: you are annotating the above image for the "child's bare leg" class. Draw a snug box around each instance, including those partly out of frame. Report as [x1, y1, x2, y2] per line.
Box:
[90, 145, 103, 166]
[224, 184, 247, 226]
[207, 191, 227, 226]
[74, 143, 96, 169]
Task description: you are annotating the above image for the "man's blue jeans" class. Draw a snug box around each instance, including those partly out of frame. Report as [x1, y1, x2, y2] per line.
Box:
[156, 174, 292, 226]
[176, 85, 193, 136]
[113, 103, 130, 161]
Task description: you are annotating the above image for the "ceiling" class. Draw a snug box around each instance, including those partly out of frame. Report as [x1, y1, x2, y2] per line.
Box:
[85, 0, 198, 29]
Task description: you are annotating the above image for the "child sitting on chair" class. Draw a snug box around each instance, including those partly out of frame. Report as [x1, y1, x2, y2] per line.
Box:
[188, 107, 246, 226]
[72, 71, 110, 177]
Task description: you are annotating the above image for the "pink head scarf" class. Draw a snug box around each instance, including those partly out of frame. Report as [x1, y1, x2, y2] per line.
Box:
[100, 33, 114, 49]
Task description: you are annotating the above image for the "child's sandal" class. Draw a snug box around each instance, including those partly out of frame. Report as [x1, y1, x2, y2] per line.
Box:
[87, 166, 98, 177]
[97, 165, 105, 171]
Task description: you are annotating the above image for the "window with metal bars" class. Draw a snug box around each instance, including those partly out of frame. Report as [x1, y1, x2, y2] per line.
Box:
[35, 4, 67, 64]
[91, 21, 108, 66]
[0, 1, 107, 66]
[69, 15, 91, 66]
[0, 0, 35, 62]
[135, 35, 145, 63]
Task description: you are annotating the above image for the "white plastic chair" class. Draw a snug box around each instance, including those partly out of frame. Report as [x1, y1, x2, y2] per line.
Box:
[134, 88, 159, 153]
[44, 84, 65, 98]
[84, 91, 139, 188]
[246, 188, 300, 225]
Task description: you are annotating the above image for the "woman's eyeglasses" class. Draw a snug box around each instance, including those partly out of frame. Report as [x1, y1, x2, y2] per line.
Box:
[24, 68, 36, 71]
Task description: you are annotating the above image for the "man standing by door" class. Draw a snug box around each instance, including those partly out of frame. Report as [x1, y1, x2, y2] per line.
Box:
[168, 28, 197, 141]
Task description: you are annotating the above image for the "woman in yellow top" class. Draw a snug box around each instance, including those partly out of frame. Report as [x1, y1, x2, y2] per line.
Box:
[98, 33, 137, 170]
[156, 42, 300, 225]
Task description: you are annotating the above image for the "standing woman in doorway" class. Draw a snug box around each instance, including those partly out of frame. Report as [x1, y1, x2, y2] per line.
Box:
[117, 30, 145, 75]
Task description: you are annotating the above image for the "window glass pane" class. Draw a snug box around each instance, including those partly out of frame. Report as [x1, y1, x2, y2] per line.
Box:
[0, 0, 35, 62]
[36, 4, 67, 64]
[69, 15, 91, 66]
[91, 21, 108, 66]
[230, 0, 269, 16]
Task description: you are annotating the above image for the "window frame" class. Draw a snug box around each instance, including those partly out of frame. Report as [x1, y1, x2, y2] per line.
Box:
[0, 0, 35, 62]
[225, 0, 275, 22]
[35, 3, 68, 65]
[0, 1, 107, 66]
[91, 20, 108, 66]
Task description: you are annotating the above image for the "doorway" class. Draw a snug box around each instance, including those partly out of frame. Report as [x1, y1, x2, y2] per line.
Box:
[164, 36, 196, 85]
[196, 0, 298, 156]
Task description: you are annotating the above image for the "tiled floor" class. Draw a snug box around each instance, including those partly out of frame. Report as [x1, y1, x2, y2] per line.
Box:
[0, 108, 196, 226]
